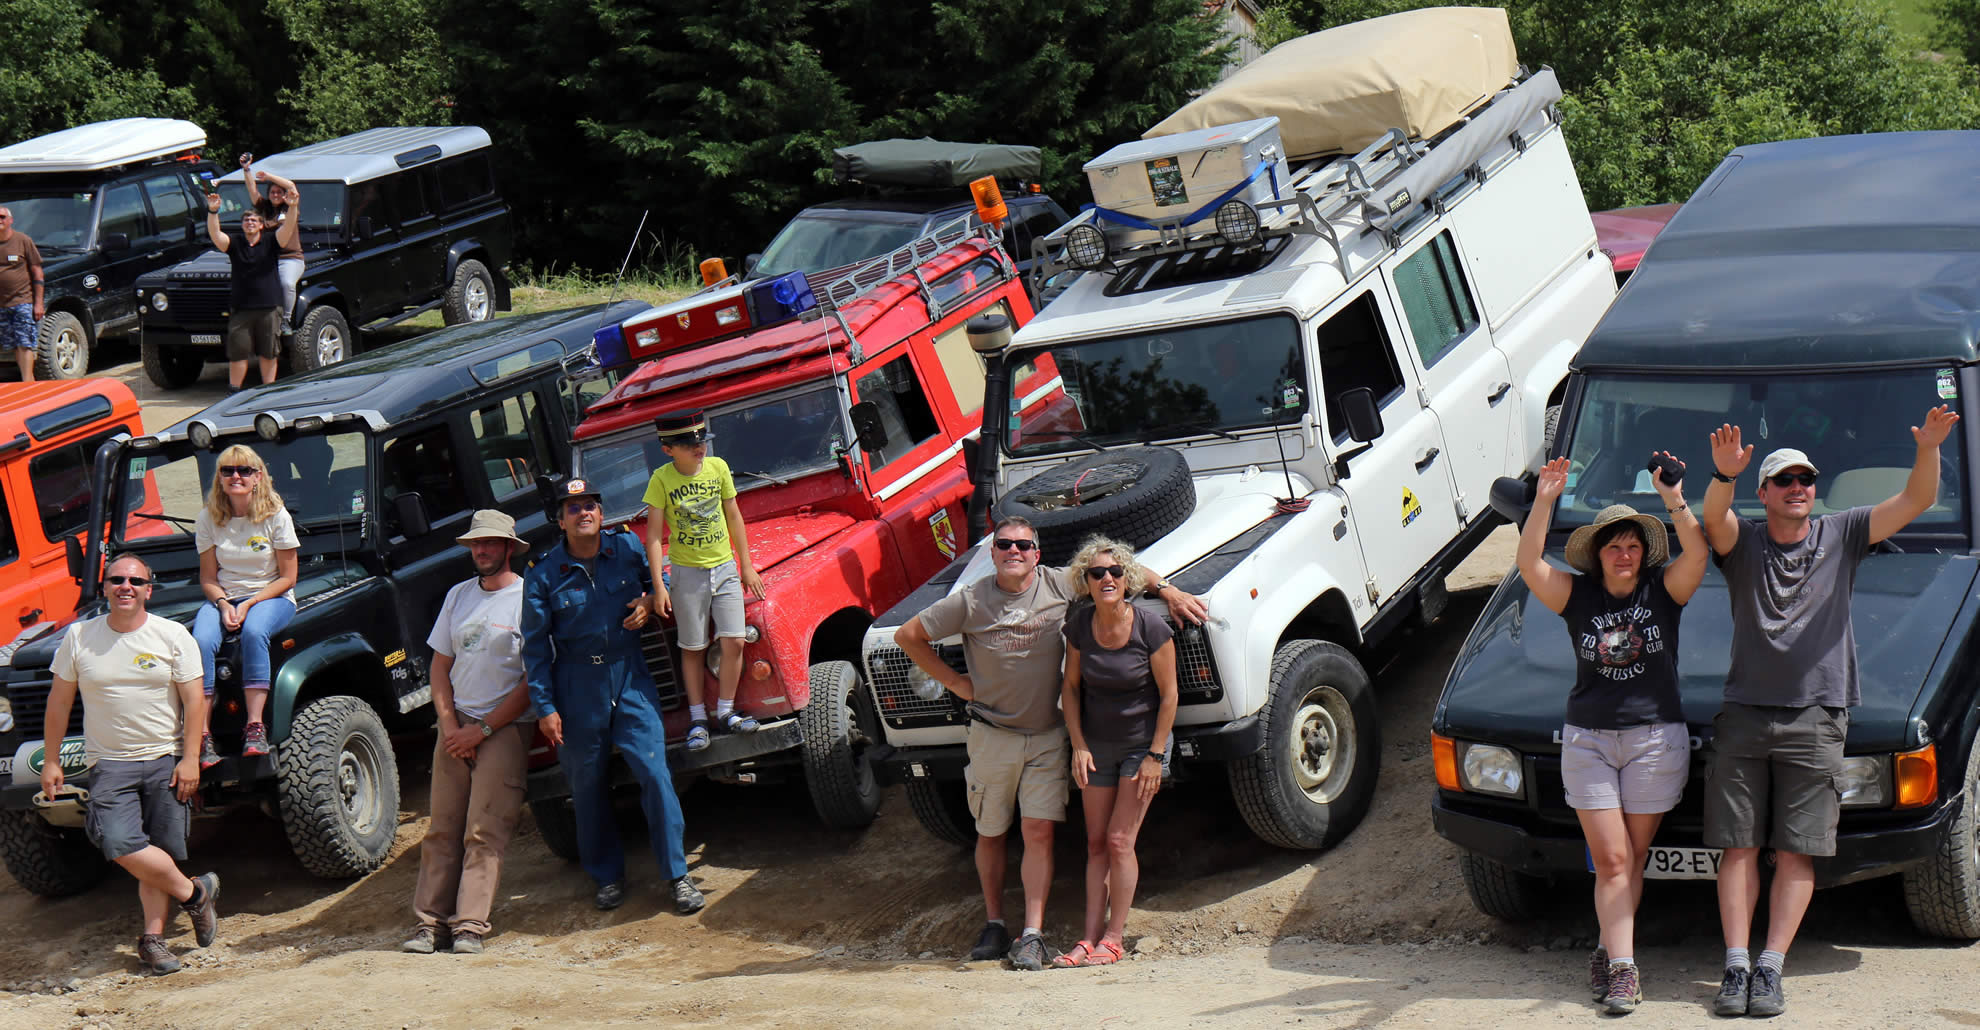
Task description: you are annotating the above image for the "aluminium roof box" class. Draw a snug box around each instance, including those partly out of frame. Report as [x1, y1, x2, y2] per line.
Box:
[214, 126, 492, 186]
[831, 138, 1042, 188]
[1145, 6, 1518, 159]
[0, 118, 206, 174]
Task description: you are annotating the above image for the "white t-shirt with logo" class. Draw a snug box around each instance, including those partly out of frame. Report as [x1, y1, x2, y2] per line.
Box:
[426, 577, 530, 722]
[195, 508, 301, 602]
[51, 613, 201, 762]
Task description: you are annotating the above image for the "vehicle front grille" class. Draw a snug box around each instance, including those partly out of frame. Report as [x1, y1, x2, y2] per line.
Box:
[7, 671, 83, 739]
[164, 283, 231, 325]
[866, 642, 968, 728]
[640, 621, 684, 712]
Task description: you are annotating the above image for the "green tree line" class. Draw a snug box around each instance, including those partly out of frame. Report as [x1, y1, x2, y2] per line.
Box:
[7, 0, 1976, 273]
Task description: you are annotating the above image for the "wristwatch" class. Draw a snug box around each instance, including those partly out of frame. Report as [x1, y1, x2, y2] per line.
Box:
[1145, 750, 1167, 762]
[1711, 471, 1736, 484]
[475, 718, 492, 738]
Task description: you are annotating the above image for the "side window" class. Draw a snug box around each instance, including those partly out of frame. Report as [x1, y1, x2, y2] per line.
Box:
[0, 487, 16, 565]
[1392, 231, 1480, 368]
[1314, 293, 1407, 442]
[562, 371, 623, 430]
[98, 182, 149, 242]
[929, 300, 1012, 419]
[27, 427, 131, 542]
[379, 425, 469, 533]
[140, 175, 193, 237]
[435, 154, 495, 210]
[469, 393, 550, 499]
[348, 181, 395, 238]
[1006, 203, 1063, 261]
[392, 171, 434, 229]
[854, 353, 942, 467]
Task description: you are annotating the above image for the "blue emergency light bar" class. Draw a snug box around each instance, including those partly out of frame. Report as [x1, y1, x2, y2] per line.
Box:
[617, 271, 818, 362]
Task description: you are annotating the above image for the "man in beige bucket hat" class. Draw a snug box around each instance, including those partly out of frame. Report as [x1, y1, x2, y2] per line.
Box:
[403, 510, 536, 955]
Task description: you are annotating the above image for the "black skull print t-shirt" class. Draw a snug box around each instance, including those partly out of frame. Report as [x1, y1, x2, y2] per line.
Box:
[1559, 573, 1686, 729]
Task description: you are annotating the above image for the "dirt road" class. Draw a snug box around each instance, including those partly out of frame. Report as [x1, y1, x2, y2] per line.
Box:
[3, 362, 1976, 1028]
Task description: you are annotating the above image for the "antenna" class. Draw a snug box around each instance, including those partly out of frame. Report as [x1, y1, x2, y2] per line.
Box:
[1269, 381, 1311, 514]
[606, 210, 651, 308]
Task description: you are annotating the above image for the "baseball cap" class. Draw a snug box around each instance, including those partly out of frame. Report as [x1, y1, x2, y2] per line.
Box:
[1756, 448, 1820, 481]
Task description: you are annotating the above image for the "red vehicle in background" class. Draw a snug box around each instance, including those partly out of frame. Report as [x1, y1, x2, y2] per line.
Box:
[523, 199, 1045, 845]
[1593, 203, 1681, 285]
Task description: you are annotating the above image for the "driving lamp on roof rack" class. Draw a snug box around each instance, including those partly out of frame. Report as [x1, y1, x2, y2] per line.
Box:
[1215, 200, 1261, 245]
[612, 270, 819, 364]
[187, 419, 215, 450]
[1065, 224, 1109, 271]
[254, 412, 281, 441]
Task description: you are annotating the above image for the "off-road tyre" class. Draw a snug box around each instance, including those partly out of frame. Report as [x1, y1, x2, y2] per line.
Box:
[799, 660, 882, 828]
[1903, 744, 1980, 938]
[992, 446, 1195, 566]
[442, 259, 495, 325]
[290, 304, 353, 373]
[905, 777, 975, 848]
[34, 310, 90, 380]
[529, 798, 583, 863]
[1228, 639, 1379, 850]
[0, 810, 108, 896]
[141, 339, 204, 389]
[276, 696, 400, 878]
[1458, 850, 1551, 921]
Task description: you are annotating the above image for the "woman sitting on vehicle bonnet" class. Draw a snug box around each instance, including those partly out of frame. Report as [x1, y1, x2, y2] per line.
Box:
[191, 444, 299, 768]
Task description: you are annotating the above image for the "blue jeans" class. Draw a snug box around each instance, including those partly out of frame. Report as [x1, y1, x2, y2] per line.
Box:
[556, 679, 689, 886]
[192, 597, 297, 692]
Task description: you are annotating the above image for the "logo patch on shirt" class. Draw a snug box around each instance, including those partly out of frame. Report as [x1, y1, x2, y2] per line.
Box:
[247, 535, 271, 553]
[131, 653, 162, 671]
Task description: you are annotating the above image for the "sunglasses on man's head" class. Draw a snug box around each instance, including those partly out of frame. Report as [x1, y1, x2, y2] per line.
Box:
[992, 538, 1037, 552]
[1768, 472, 1818, 488]
[219, 465, 259, 478]
[564, 499, 600, 515]
[1085, 565, 1126, 581]
[106, 575, 150, 587]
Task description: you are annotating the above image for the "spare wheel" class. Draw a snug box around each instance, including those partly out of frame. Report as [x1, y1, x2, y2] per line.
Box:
[992, 446, 1194, 567]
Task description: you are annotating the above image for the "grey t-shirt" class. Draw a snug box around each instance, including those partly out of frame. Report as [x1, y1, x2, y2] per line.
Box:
[916, 567, 1075, 732]
[1717, 507, 1873, 708]
[1063, 603, 1175, 746]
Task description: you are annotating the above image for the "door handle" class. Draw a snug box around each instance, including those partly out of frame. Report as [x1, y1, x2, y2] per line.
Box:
[1415, 447, 1441, 471]
[1486, 381, 1512, 405]
[145, 251, 165, 259]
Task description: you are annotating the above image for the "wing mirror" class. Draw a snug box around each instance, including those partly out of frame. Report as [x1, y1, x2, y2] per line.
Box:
[101, 232, 130, 253]
[1330, 387, 1384, 480]
[353, 216, 374, 241]
[391, 492, 431, 538]
[1489, 476, 1537, 524]
[848, 401, 888, 454]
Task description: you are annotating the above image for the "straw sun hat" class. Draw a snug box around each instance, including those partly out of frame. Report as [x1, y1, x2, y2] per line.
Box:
[1563, 504, 1669, 575]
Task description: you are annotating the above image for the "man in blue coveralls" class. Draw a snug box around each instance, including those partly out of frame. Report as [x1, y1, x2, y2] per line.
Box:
[522, 477, 705, 915]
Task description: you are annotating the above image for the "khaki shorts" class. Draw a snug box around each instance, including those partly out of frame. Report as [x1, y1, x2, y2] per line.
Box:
[964, 721, 1069, 837]
[1560, 721, 1689, 814]
[1703, 702, 1848, 856]
[226, 307, 281, 360]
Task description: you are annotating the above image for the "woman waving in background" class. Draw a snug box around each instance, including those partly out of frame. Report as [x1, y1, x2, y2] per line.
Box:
[191, 444, 299, 767]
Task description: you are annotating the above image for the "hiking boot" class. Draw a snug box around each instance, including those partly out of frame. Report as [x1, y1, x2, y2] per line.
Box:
[718, 710, 759, 734]
[449, 929, 485, 954]
[1747, 966, 1785, 1018]
[1588, 946, 1610, 1000]
[685, 721, 711, 752]
[1713, 965, 1751, 1017]
[401, 925, 446, 954]
[968, 922, 1012, 961]
[137, 934, 181, 975]
[199, 733, 222, 771]
[672, 876, 706, 915]
[182, 872, 220, 948]
[1007, 931, 1048, 971]
[595, 882, 626, 911]
[1602, 961, 1642, 1015]
[241, 722, 270, 757]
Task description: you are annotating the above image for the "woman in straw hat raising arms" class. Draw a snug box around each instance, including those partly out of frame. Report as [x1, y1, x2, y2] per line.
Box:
[1517, 452, 1708, 1014]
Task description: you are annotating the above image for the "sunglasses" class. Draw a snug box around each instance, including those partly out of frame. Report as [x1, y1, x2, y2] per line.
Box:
[1768, 472, 1819, 488]
[106, 575, 151, 586]
[219, 465, 259, 478]
[1085, 565, 1126, 581]
[992, 538, 1038, 552]
[563, 499, 600, 515]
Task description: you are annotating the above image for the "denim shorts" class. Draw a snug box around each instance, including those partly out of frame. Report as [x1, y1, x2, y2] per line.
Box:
[1560, 721, 1689, 814]
[1084, 735, 1172, 789]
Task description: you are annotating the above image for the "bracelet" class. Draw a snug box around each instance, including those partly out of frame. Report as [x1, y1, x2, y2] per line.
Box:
[1145, 751, 1167, 762]
[1711, 471, 1736, 484]
[1666, 503, 1689, 514]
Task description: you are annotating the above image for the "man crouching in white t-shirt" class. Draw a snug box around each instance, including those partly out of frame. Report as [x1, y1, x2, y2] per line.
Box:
[42, 553, 220, 976]
[403, 511, 537, 956]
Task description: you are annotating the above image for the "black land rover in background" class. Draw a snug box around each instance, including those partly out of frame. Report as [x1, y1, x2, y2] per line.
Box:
[1432, 131, 1980, 940]
[136, 125, 514, 388]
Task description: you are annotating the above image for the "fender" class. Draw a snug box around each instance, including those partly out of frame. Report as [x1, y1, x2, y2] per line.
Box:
[444, 240, 511, 310]
[293, 283, 346, 328]
[269, 632, 388, 743]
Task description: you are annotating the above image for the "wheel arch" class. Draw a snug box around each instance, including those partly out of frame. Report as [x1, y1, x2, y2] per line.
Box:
[44, 297, 96, 341]
[445, 240, 510, 310]
[268, 633, 395, 743]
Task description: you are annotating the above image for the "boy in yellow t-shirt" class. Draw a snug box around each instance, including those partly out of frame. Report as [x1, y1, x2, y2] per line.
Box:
[642, 410, 765, 752]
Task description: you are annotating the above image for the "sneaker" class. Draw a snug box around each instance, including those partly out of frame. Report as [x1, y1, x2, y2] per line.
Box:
[450, 929, 485, 954]
[137, 934, 181, 975]
[595, 881, 626, 911]
[1007, 931, 1048, 971]
[1747, 966, 1785, 1018]
[241, 722, 270, 757]
[1589, 946, 1610, 1000]
[719, 710, 760, 734]
[968, 922, 1012, 961]
[685, 722, 711, 752]
[401, 925, 445, 954]
[199, 733, 222, 771]
[1602, 961, 1642, 1014]
[672, 876, 706, 915]
[1713, 965, 1751, 1017]
[181, 872, 220, 948]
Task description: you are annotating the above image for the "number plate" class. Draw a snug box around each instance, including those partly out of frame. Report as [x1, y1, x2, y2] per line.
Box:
[0, 756, 10, 776]
[1589, 845, 1723, 880]
[191, 334, 221, 344]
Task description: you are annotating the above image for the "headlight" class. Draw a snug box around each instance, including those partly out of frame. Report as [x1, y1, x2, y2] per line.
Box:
[1459, 743, 1525, 798]
[907, 663, 945, 702]
[1838, 755, 1891, 809]
[150, 292, 169, 312]
[742, 623, 761, 644]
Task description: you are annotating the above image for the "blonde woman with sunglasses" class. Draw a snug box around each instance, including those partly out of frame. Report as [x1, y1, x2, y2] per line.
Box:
[191, 444, 298, 767]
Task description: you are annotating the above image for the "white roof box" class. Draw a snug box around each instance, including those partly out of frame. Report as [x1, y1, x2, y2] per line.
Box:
[0, 118, 206, 174]
[1145, 7, 1518, 159]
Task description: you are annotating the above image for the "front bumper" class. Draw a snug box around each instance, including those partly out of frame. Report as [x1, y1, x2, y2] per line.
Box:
[525, 716, 803, 802]
[138, 326, 228, 349]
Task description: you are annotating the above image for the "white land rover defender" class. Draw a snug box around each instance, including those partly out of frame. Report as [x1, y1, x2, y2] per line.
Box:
[859, 9, 1618, 850]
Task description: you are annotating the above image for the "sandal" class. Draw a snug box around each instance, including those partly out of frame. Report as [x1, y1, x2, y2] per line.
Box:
[1086, 939, 1125, 966]
[1052, 940, 1094, 968]
[685, 722, 711, 751]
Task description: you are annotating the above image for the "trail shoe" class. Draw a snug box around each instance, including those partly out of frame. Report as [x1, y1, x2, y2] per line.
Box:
[401, 925, 445, 953]
[719, 710, 760, 734]
[199, 733, 222, 771]
[241, 721, 270, 757]
[1747, 966, 1785, 1018]
[685, 721, 712, 752]
[137, 934, 181, 975]
[1602, 961, 1642, 1015]
[182, 872, 221, 948]
[1588, 946, 1610, 1000]
[968, 922, 1012, 961]
[672, 876, 706, 915]
[1007, 931, 1048, 971]
[595, 882, 626, 911]
[450, 929, 485, 954]
[1713, 965, 1751, 1017]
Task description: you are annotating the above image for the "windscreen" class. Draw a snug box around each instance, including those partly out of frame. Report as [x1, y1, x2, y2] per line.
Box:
[0, 189, 94, 249]
[115, 431, 371, 543]
[214, 180, 345, 233]
[753, 213, 924, 279]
